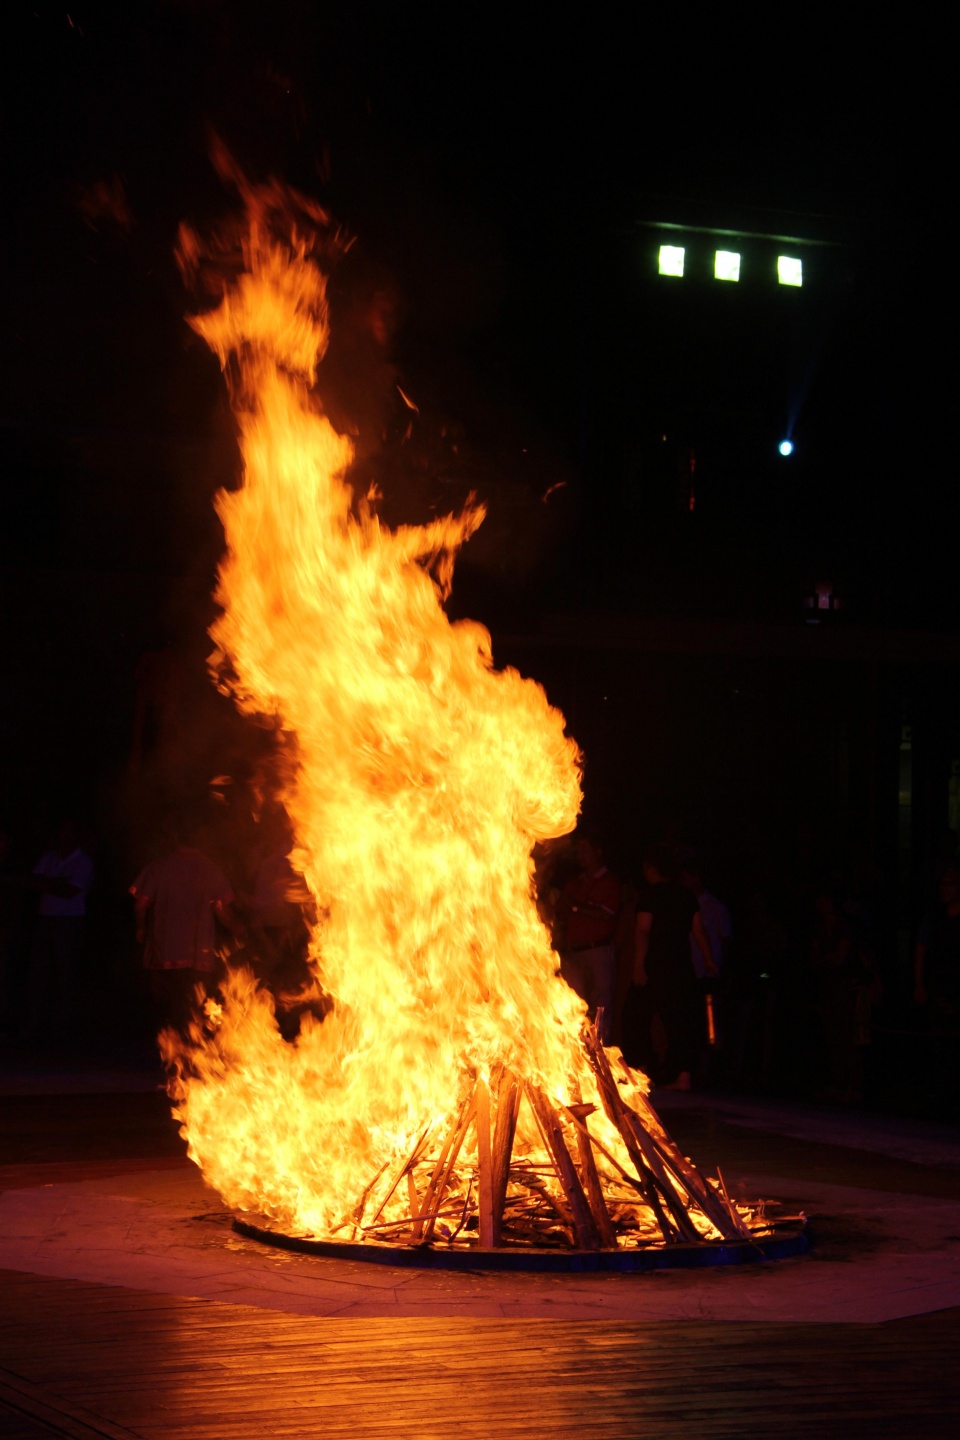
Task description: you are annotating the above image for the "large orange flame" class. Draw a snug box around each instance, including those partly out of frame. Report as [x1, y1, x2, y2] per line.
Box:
[163, 167, 679, 1246]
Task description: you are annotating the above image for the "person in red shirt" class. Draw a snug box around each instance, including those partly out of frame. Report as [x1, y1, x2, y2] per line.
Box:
[558, 831, 622, 1042]
[130, 819, 243, 1030]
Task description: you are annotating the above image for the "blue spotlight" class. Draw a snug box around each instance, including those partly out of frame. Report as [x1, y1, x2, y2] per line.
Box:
[778, 439, 795, 457]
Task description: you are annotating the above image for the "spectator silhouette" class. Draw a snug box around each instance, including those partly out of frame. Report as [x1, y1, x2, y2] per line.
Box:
[130, 817, 241, 1031]
[679, 858, 731, 978]
[0, 827, 24, 1033]
[679, 857, 731, 1078]
[557, 831, 622, 1043]
[727, 889, 786, 1086]
[622, 844, 715, 1090]
[25, 818, 94, 1037]
[913, 862, 960, 1106]
[810, 886, 873, 1103]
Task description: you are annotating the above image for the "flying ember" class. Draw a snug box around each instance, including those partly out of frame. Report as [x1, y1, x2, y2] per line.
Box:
[162, 155, 761, 1255]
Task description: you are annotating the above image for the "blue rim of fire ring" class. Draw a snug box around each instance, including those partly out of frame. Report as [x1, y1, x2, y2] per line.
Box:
[233, 1216, 810, 1271]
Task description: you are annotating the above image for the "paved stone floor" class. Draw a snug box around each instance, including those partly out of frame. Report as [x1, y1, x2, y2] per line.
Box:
[2, 1067, 960, 1435]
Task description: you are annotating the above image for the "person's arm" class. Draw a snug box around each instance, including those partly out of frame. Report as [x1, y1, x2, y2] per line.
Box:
[28, 859, 79, 898]
[32, 875, 79, 897]
[564, 887, 614, 922]
[133, 893, 151, 945]
[634, 911, 652, 984]
[576, 901, 615, 918]
[556, 882, 576, 924]
[719, 909, 732, 968]
[829, 930, 853, 968]
[692, 911, 717, 978]
[913, 940, 928, 1006]
[214, 897, 247, 947]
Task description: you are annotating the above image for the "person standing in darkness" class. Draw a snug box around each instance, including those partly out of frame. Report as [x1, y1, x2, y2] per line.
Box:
[558, 831, 622, 1043]
[26, 819, 94, 1036]
[623, 844, 715, 1090]
[913, 863, 960, 1105]
[130, 819, 240, 1030]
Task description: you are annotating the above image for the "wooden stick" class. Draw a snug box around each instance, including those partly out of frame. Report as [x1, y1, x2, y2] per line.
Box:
[592, 1036, 747, 1240]
[369, 1122, 432, 1226]
[617, 1106, 709, 1241]
[363, 1204, 463, 1235]
[715, 1165, 752, 1238]
[583, 1039, 695, 1242]
[558, 1103, 643, 1192]
[627, 1086, 750, 1239]
[447, 1176, 474, 1244]
[416, 1096, 476, 1245]
[491, 1069, 521, 1246]
[348, 1157, 391, 1230]
[409, 1101, 462, 1242]
[475, 1075, 495, 1249]
[582, 1041, 680, 1241]
[525, 1082, 601, 1250]
[511, 1167, 573, 1227]
[569, 1083, 618, 1249]
[406, 1168, 420, 1220]
[600, 1048, 746, 1236]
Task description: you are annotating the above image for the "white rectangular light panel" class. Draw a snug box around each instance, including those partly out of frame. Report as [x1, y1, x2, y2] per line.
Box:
[778, 255, 803, 287]
[714, 250, 741, 282]
[658, 244, 685, 277]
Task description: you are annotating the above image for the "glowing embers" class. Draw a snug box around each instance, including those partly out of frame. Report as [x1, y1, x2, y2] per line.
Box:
[658, 245, 685, 277]
[714, 250, 741, 282]
[778, 255, 803, 287]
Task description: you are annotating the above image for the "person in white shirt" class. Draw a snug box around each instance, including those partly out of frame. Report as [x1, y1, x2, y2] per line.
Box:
[26, 819, 94, 1035]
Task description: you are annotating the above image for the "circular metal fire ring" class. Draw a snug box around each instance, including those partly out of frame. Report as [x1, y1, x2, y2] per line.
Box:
[233, 1216, 810, 1272]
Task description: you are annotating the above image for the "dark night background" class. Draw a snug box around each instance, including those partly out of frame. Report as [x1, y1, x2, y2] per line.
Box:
[0, 4, 952, 1101]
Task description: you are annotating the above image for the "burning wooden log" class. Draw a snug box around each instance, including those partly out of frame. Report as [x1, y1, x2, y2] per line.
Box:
[475, 1075, 495, 1248]
[569, 1085, 619, 1249]
[491, 1068, 521, 1245]
[369, 1123, 432, 1228]
[406, 1169, 420, 1220]
[525, 1082, 602, 1250]
[342, 1031, 756, 1254]
[413, 1096, 475, 1245]
[582, 1034, 698, 1242]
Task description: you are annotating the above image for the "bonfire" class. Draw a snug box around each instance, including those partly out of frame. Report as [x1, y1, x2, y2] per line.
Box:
[163, 154, 762, 1257]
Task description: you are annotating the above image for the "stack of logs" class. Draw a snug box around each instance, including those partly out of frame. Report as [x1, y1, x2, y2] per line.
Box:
[342, 1027, 753, 1251]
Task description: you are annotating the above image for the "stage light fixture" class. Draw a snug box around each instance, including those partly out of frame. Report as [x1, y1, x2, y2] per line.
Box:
[778, 255, 803, 287]
[714, 250, 740, 282]
[778, 439, 794, 457]
[658, 245, 685, 277]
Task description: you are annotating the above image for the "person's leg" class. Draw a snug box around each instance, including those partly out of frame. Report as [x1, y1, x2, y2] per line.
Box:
[561, 946, 618, 1042]
[149, 969, 196, 1032]
[172, 969, 207, 1031]
[25, 919, 55, 1036]
[49, 917, 82, 1032]
[0, 929, 10, 1021]
[821, 989, 858, 1097]
[559, 950, 587, 1006]
[574, 947, 604, 1032]
[148, 969, 169, 1029]
[662, 987, 702, 1089]
[589, 945, 617, 1044]
[620, 982, 656, 1074]
[760, 985, 778, 1082]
